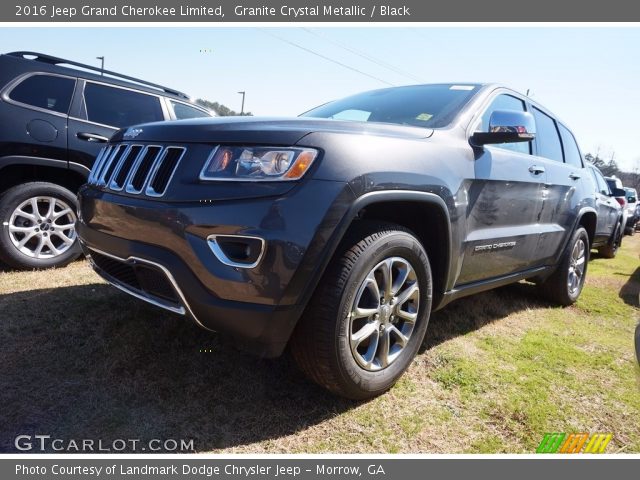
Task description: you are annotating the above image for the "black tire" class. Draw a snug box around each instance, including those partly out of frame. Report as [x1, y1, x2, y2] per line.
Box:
[598, 222, 622, 259]
[290, 221, 432, 400]
[0, 182, 81, 270]
[539, 227, 589, 306]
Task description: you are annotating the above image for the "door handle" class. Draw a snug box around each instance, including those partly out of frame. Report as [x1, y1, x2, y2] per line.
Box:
[528, 165, 545, 175]
[77, 132, 109, 143]
[569, 172, 581, 180]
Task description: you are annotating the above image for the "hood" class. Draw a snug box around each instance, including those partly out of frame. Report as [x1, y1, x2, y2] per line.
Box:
[111, 116, 434, 145]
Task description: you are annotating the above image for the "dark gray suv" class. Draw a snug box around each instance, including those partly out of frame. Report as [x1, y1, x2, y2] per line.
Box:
[0, 51, 212, 270]
[78, 83, 608, 398]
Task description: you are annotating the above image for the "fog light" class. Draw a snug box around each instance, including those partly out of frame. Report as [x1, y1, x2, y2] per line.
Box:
[207, 234, 265, 268]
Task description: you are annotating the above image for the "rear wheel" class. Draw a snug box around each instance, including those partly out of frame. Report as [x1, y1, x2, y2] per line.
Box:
[0, 182, 80, 270]
[290, 221, 432, 400]
[539, 227, 589, 306]
[598, 222, 622, 259]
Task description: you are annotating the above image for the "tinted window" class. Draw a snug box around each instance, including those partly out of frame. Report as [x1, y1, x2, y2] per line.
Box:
[302, 84, 479, 128]
[479, 94, 529, 154]
[558, 124, 583, 167]
[590, 168, 610, 195]
[171, 101, 210, 120]
[84, 83, 163, 128]
[532, 107, 563, 162]
[9, 74, 75, 114]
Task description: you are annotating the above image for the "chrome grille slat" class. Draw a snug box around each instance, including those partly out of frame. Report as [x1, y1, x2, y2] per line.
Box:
[88, 143, 184, 198]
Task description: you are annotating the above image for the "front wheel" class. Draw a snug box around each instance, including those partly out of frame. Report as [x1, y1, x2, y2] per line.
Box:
[290, 221, 432, 399]
[539, 227, 589, 306]
[0, 182, 81, 270]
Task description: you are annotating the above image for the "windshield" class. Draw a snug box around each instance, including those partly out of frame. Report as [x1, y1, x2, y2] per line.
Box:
[301, 84, 480, 129]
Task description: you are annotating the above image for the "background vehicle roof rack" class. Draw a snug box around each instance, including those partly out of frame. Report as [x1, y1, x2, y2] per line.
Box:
[7, 51, 190, 100]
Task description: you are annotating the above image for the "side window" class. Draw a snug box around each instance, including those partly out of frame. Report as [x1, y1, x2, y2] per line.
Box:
[478, 94, 529, 155]
[171, 101, 211, 120]
[9, 74, 75, 114]
[558, 124, 583, 168]
[84, 83, 164, 128]
[592, 169, 610, 195]
[532, 107, 563, 162]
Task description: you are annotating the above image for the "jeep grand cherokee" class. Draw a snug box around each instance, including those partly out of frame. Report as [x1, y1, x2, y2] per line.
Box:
[78, 83, 603, 399]
[0, 51, 212, 270]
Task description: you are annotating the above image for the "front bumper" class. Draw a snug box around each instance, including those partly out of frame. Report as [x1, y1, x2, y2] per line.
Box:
[78, 179, 353, 357]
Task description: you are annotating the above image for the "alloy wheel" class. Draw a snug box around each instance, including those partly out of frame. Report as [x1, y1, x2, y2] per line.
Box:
[8, 196, 77, 259]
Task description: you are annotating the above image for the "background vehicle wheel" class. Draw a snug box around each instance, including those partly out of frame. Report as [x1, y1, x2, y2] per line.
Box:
[598, 222, 622, 259]
[539, 227, 589, 306]
[290, 221, 432, 400]
[0, 182, 81, 270]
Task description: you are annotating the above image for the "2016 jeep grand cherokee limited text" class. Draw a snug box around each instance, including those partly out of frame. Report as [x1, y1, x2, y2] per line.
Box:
[78, 83, 606, 399]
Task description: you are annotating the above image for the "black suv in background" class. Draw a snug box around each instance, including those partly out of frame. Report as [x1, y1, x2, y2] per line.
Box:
[0, 51, 212, 269]
[79, 83, 608, 398]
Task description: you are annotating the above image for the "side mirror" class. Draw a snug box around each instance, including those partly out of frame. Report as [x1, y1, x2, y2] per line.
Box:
[471, 110, 536, 146]
[611, 188, 626, 197]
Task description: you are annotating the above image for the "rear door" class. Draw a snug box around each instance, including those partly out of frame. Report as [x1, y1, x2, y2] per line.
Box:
[67, 80, 165, 173]
[458, 92, 545, 285]
[527, 109, 586, 266]
[1, 72, 75, 165]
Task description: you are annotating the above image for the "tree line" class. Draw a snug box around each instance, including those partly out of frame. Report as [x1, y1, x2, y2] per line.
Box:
[196, 99, 252, 117]
[586, 153, 640, 192]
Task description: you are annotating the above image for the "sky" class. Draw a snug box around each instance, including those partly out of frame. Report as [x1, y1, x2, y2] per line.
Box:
[1, 26, 638, 171]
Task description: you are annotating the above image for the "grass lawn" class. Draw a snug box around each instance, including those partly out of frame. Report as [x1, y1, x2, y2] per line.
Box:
[0, 235, 638, 453]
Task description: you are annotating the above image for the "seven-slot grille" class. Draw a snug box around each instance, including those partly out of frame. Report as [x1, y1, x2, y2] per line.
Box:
[88, 144, 186, 197]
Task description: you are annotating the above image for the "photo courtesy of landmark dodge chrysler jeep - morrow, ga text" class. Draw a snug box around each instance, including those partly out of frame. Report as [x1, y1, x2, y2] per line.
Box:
[78, 83, 606, 399]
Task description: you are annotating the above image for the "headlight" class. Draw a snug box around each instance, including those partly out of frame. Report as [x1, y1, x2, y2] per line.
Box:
[199, 146, 318, 181]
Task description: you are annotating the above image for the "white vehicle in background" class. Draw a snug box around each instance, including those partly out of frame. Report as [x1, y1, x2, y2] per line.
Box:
[624, 187, 638, 235]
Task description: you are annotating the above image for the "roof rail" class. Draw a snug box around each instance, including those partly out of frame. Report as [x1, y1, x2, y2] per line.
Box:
[6, 51, 190, 99]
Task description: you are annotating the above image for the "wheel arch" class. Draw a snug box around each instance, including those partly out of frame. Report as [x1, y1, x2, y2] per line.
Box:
[305, 190, 452, 311]
[0, 156, 88, 196]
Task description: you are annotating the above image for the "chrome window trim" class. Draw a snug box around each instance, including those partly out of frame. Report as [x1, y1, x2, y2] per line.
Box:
[207, 234, 266, 269]
[0, 71, 77, 118]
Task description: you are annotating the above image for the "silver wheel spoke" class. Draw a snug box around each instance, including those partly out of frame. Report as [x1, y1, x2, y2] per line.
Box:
[44, 237, 61, 256]
[378, 329, 390, 368]
[15, 208, 37, 222]
[33, 236, 45, 256]
[9, 225, 35, 233]
[52, 208, 72, 221]
[17, 231, 38, 248]
[351, 322, 379, 349]
[377, 259, 393, 303]
[30, 198, 43, 221]
[388, 325, 409, 347]
[395, 282, 419, 306]
[45, 197, 56, 219]
[53, 222, 75, 230]
[51, 231, 74, 246]
[396, 308, 418, 323]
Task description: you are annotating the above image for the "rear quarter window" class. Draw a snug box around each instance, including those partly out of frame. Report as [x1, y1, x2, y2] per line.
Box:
[8, 74, 75, 114]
